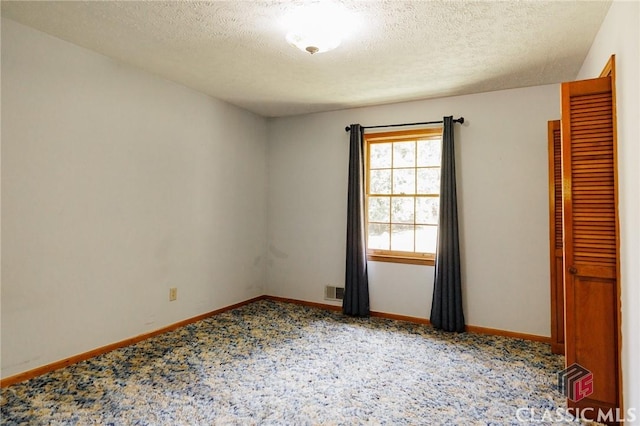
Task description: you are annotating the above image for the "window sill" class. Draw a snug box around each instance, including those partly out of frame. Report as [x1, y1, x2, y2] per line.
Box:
[367, 254, 435, 266]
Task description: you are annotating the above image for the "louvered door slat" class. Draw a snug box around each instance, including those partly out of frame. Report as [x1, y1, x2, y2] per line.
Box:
[561, 75, 620, 419]
[548, 120, 564, 355]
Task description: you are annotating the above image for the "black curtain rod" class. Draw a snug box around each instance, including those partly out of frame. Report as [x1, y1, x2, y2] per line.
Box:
[344, 117, 464, 132]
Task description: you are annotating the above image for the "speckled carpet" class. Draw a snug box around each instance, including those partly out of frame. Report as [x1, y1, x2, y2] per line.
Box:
[2, 300, 575, 425]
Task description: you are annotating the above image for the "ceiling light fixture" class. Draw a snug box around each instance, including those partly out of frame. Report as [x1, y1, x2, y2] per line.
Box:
[283, 2, 356, 55]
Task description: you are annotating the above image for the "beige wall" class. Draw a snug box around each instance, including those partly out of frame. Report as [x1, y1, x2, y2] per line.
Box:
[576, 0, 640, 417]
[1, 18, 268, 378]
[267, 84, 560, 337]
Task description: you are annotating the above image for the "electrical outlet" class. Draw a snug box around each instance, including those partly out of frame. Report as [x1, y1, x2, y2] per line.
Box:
[169, 287, 177, 301]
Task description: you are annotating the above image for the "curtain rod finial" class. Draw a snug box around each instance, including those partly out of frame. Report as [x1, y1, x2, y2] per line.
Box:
[345, 126, 351, 132]
[456, 117, 465, 124]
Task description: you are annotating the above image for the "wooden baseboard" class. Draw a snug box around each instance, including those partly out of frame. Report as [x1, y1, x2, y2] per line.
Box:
[265, 296, 550, 343]
[265, 295, 342, 312]
[1, 293, 551, 388]
[264, 296, 431, 325]
[0, 295, 266, 388]
[466, 325, 550, 344]
[551, 342, 565, 355]
[370, 310, 432, 325]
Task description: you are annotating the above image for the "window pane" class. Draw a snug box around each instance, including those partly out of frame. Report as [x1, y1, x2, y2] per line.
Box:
[417, 168, 440, 194]
[368, 223, 390, 250]
[416, 225, 438, 253]
[391, 197, 414, 224]
[365, 131, 442, 260]
[368, 197, 390, 222]
[369, 143, 392, 169]
[370, 169, 391, 194]
[417, 139, 441, 167]
[391, 224, 414, 251]
[393, 142, 415, 167]
[416, 197, 439, 224]
[393, 169, 415, 194]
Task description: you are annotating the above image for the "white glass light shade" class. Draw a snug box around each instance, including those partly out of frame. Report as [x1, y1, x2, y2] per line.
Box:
[283, 2, 356, 55]
[286, 30, 342, 55]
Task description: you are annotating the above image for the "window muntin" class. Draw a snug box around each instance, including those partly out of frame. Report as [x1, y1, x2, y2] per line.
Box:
[365, 129, 442, 265]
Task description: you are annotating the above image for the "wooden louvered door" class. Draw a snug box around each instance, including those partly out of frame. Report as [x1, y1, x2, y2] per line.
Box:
[561, 75, 620, 420]
[547, 120, 564, 355]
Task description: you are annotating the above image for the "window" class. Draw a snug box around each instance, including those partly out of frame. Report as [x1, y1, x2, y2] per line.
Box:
[364, 128, 442, 265]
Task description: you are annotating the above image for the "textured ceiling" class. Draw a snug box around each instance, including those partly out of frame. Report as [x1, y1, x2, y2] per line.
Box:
[1, 1, 611, 117]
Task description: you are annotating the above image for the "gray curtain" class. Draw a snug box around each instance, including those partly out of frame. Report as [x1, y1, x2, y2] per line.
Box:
[430, 116, 465, 332]
[343, 124, 370, 316]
